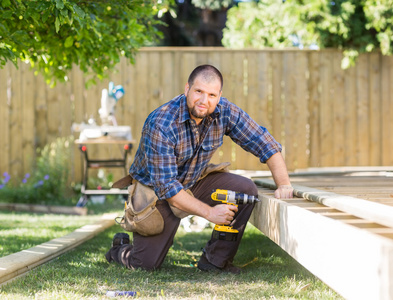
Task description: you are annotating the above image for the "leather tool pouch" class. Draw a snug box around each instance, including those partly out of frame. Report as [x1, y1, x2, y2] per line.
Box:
[114, 176, 164, 236]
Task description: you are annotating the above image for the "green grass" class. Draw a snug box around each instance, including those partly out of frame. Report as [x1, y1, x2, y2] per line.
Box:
[0, 199, 123, 256]
[0, 211, 343, 300]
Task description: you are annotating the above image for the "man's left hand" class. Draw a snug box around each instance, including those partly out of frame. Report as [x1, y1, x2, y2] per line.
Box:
[274, 185, 294, 199]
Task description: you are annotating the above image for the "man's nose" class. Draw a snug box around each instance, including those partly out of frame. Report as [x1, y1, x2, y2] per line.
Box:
[199, 93, 208, 103]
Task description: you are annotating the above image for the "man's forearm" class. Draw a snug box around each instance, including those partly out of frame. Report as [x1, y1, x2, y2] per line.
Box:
[266, 152, 293, 199]
[167, 189, 211, 219]
[166, 189, 237, 225]
[266, 152, 291, 186]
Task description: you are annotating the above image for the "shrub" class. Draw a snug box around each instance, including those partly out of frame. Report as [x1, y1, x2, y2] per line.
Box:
[0, 136, 74, 205]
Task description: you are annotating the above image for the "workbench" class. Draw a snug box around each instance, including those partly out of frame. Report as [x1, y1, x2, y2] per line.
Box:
[75, 138, 135, 206]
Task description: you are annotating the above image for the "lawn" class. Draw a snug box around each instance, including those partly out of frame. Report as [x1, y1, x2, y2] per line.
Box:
[0, 207, 342, 300]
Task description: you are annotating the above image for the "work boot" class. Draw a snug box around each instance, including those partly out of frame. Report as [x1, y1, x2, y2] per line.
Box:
[105, 233, 130, 263]
[197, 252, 242, 274]
[111, 232, 130, 247]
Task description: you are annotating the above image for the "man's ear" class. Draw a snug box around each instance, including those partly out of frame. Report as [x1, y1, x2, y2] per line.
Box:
[184, 83, 189, 96]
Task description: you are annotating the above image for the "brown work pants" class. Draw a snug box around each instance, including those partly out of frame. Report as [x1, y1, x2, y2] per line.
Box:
[106, 172, 258, 270]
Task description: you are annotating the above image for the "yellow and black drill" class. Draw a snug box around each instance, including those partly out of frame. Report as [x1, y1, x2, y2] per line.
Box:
[211, 189, 260, 241]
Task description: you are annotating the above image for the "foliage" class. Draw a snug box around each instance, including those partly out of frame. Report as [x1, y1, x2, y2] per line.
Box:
[223, 0, 316, 49]
[0, 136, 74, 205]
[223, 0, 393, 67]
[191, 0, 232, 10]
[0, 0, 172, 86]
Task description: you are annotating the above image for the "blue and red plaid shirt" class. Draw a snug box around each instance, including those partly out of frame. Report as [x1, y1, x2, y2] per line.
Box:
[129, 94, 282, 200]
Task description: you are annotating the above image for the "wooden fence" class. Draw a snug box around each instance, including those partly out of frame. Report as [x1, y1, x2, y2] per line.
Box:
[1, 48, 392, 183]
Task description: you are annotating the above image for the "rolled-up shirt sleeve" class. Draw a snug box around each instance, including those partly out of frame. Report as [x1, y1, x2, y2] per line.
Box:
[143, 126, 183, 200]
[225, 101, 282, 163]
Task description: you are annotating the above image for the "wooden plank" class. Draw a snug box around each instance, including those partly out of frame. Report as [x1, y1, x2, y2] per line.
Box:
[134, 52, 149, 148]
[9, 64, 23, 178]
[368, 52, 381, 165]
[218, 51, 235, 166]
[271, 51, 283, 150]
[160, 51, 175, 103]
[283, 51, 295, 170]
[0, 62, 10, 174]
[294, 51, 309, 169]
[381, 55, 393, 165]
[308, 51, 321, 167]
[70, 66, 86, 183]
[46, 83, 61, 142]
[356, 54, 370, 165]
[319, 51, 334, 167]
[343, 61, 358, 166]
[0, 213, 116, 286]
[243, 51, 266, 170]
[148, 51, 161, 113]
[255, 178, 393, 229]
[250, 190, 393, 300]
[332, 51, 345, 166]
[21, 63, 36, 177]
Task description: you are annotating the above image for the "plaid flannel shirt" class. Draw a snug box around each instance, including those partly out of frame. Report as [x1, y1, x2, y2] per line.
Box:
[129, 94, 282, 200]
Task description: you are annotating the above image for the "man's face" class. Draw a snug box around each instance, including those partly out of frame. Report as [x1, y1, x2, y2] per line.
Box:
[184, 75, 222, 125]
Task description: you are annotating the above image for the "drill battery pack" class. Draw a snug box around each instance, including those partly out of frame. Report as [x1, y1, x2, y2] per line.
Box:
[213, 225, 239, 241]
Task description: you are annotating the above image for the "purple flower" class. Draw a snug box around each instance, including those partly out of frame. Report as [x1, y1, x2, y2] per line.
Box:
[3, 172, 9, 177]
[24, 173, 30, 178]
[0, 184, 4, 189]
[22, 179, 27, 184]
[34, 180, 44, 188]
[44, 175, 50, 180]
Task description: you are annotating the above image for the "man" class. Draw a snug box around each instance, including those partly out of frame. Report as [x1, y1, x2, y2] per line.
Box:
[105, 65, 293, 273]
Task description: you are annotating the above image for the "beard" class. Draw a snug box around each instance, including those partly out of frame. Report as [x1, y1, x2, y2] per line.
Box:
[190, 106, 209, 119]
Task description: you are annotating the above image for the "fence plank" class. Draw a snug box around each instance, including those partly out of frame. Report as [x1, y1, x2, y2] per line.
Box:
[9, 64, 23, 178]
[343, 61, 357, 166]
[283, 51, 296, 170]
[368, 52, 382, 166]
[271, 51, 284, 153]
[308, 51, 320, 167]
[381, 56, 393, 165]
[319, 51, 334, 167]
[332, 52, 345, 166]
[294, 51, 309, 169]
[0, 63, 10, 174]
[21, 63, 36, 174]
[356, 54, 370, 166]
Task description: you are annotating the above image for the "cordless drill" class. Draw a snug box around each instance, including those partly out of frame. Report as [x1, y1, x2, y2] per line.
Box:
[211, 189, 259, 241]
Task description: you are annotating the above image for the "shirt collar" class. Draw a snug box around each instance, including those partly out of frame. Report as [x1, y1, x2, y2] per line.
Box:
[179, 94, 221, 123]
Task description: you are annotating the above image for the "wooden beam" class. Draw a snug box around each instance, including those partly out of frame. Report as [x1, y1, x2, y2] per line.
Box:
[250, 191, 393, 300]
[0, 213, 116, 286]
[255, 178, 393, 229]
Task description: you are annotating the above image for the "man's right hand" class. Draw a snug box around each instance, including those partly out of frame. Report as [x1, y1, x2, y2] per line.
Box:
[167, 190, 238, 225]
[207, 204, 238, 225]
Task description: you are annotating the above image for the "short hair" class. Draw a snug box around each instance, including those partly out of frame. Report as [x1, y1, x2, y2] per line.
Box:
[188, 65, 223, 91]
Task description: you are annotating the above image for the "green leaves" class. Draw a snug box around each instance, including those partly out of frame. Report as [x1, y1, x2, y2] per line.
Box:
[223, 0, 393, 68]
[0, 0, 174, 86]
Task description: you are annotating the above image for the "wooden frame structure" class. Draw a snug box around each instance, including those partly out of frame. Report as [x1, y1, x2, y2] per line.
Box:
[251, 173, 393, 300]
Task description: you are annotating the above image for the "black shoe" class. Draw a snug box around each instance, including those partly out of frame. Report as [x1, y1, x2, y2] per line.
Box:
[112, 233, 130, 247]
[197, 252, 242, 274]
